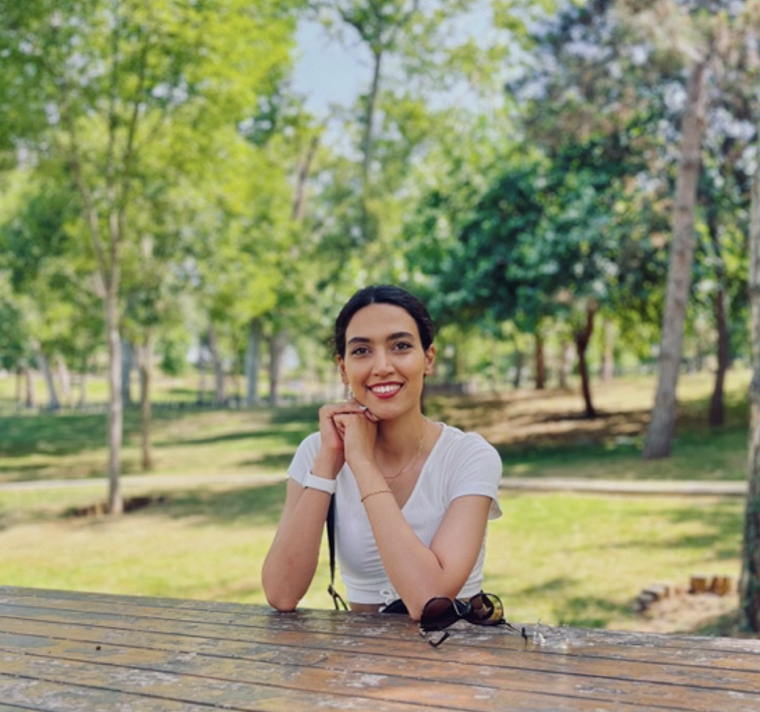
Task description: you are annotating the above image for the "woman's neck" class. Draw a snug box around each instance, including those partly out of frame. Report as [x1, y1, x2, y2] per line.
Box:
[375, 410, 428, 460]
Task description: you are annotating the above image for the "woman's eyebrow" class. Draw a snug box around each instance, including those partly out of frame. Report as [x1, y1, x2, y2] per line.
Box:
[347, 331, 416, 345]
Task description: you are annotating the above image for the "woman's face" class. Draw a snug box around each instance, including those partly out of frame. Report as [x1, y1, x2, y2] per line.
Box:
[338, 303, 434, 421]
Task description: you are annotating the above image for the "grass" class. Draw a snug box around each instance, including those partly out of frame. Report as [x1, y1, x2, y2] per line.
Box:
[0, 405, 319, 483]
[0, 368, 753, 634]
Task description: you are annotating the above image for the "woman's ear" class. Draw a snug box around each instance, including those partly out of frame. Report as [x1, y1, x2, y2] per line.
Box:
[336, 355, 348, 384]
[424, 345, 436, 376]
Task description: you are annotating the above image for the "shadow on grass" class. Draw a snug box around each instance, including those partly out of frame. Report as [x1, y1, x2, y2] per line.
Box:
[554, 596, 632, 628]
[512, 577, 631, 628]
[661, 499, 744, 561]
[178, 426, 311, 449]
[0, 412, 107, 458]
[241, 453, 294, 472]
[593, 498, 744, 562]
[516, 577, 575, 597]
[149, 481, 287, 526]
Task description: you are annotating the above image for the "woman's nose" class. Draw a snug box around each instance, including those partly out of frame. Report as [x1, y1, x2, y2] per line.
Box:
[372, 349, 393, 374]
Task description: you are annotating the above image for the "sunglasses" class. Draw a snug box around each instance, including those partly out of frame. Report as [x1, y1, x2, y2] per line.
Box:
[419, 591, 525, 647]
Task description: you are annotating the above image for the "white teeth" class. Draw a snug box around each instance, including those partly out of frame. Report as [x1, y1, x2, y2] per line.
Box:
[371, 385, 400, 394]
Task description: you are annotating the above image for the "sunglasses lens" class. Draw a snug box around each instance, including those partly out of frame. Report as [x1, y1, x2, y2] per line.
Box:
[420, 597, 460, 631]
[465, 592, 505, 626]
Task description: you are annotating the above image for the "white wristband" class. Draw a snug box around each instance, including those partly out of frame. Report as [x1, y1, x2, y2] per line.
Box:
[303, 471, 337, 495]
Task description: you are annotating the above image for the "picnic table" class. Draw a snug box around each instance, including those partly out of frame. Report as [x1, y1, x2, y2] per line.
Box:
[1, 585, 759, 711]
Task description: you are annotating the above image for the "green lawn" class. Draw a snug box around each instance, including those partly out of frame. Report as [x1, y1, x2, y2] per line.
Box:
[0, 369, 752, 634]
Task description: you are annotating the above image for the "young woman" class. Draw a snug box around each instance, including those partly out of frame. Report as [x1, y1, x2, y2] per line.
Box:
[261, 285, 502, 621]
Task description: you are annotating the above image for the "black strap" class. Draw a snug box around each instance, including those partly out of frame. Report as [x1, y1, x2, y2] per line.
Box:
[326, 497, 347, 610]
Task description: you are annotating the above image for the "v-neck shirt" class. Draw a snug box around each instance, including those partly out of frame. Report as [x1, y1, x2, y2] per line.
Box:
[288, 423, 503, 605]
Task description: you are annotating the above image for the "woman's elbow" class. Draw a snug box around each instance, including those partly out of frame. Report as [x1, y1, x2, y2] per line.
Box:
[264, 589, 300, 613]
[261, 570, 301, 612]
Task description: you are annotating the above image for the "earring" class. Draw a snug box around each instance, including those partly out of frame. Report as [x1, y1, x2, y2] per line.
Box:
[345, 385, 354, 401]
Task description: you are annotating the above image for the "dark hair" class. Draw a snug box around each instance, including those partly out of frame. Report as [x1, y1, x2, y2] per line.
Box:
[333, 285, 435, 358]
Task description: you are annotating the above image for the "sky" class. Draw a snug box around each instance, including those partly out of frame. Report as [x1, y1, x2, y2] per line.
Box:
[291, 20, 367, 116]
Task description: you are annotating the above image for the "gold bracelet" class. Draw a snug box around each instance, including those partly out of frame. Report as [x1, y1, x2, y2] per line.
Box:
[360, 488, 393, 503]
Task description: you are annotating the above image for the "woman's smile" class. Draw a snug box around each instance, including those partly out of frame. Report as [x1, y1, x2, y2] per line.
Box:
[368, 382, 403, 399]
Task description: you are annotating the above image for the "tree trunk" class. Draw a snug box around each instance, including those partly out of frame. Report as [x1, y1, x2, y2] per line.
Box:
[35, 347, 60, 410]
[643, 60, 707, 459]
[291, 136, 318, 222]
[24, 365, 36, 408]
[558, 341, 573, 389]
[197, 337, 208, 404]
[245, 318, 262, 407]
[512, 346, 524, 389]
[267, 329, 288, 407]
[78, 357, 88, 407]
[14, 367, 22, 408]
[534, 333, 546, 390]
[121, 339, 134, 407]
[574, 303, 597, 419]
[359, 47, 384, 243]
[35, 347, 61, 410]
[739, 156, 760, 633]
[207, 325, 225, 405]
[137, 328, 154, 471]
[56, 356, 72, 407]
[601, 320, 615, 382]
[106, 286, 124, 515]
[707, 212, 729, 427]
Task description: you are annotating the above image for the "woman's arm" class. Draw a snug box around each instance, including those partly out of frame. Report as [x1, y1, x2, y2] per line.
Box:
[261, 401, 369, 611]
[363, 485, 492, 620]
[336, 413, 495, 620]
[260, 477, 332, 611]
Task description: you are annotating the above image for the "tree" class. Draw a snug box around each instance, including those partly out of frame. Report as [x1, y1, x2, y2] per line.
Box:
[642, 57, 708, 457]
[0, 0, 299, 511]
[415, 125, 664, 416]
[505, 0, 759, 452]
[630, 2, 760, 457]
[740, 123, 760, 633]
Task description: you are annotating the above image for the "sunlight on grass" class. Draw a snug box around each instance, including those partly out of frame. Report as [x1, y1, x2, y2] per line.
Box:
[0, 484, 743, 632]
[486, 493, 742, 629]
[0, 368, 752, 634]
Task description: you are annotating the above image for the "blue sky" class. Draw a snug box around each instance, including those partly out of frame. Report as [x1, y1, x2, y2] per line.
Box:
[292, 20, 367, 116]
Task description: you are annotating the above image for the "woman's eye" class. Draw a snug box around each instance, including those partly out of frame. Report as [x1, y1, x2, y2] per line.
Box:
[351, 346, 369, 356]
[393, 342, 413, 351]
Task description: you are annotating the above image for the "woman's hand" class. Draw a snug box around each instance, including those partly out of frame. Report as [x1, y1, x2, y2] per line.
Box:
[316, 400, 376, 477]
[332, 408, 378, 473]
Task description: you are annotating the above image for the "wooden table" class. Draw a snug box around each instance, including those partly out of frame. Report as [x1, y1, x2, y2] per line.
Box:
[1, 586, 759, 711]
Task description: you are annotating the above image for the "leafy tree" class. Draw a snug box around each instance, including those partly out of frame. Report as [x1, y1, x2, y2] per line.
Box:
[607, 1, 760, 458]
[0, 167, 102, 409]
[0, 0, 300, 512]
[743, 144, 760, 633]
[420, 129, 665, 416]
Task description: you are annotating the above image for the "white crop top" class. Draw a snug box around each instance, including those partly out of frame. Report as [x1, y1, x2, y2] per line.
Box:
[288, 423, 503, 605]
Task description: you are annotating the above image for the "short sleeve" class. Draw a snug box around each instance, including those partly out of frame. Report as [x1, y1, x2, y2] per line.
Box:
[447, 432, 503, 519]
[287, 432, 321, 486]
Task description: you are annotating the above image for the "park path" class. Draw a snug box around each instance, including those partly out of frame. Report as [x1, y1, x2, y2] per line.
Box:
[0, 474, 747, 496]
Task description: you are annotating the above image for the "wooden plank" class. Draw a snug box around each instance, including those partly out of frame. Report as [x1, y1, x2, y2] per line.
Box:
[2, 624, 759, 712]
[2, 588, 759, 712]
[0, 703, 42, 712]
[3, 586, 758, 662]
[0, 673, 223, 712]
[0, 648, 679, 712]
[3, 600, 760, 690]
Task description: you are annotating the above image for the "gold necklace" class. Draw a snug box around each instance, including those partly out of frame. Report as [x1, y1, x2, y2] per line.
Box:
[384, 420, 427, 482]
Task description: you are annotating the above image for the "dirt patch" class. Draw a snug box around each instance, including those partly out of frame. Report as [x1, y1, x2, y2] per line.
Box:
[626, 575, 749, 636]
[428, 387, 652, 450]
[65, 495, 167, 518]
[632, 592, 742, 636]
